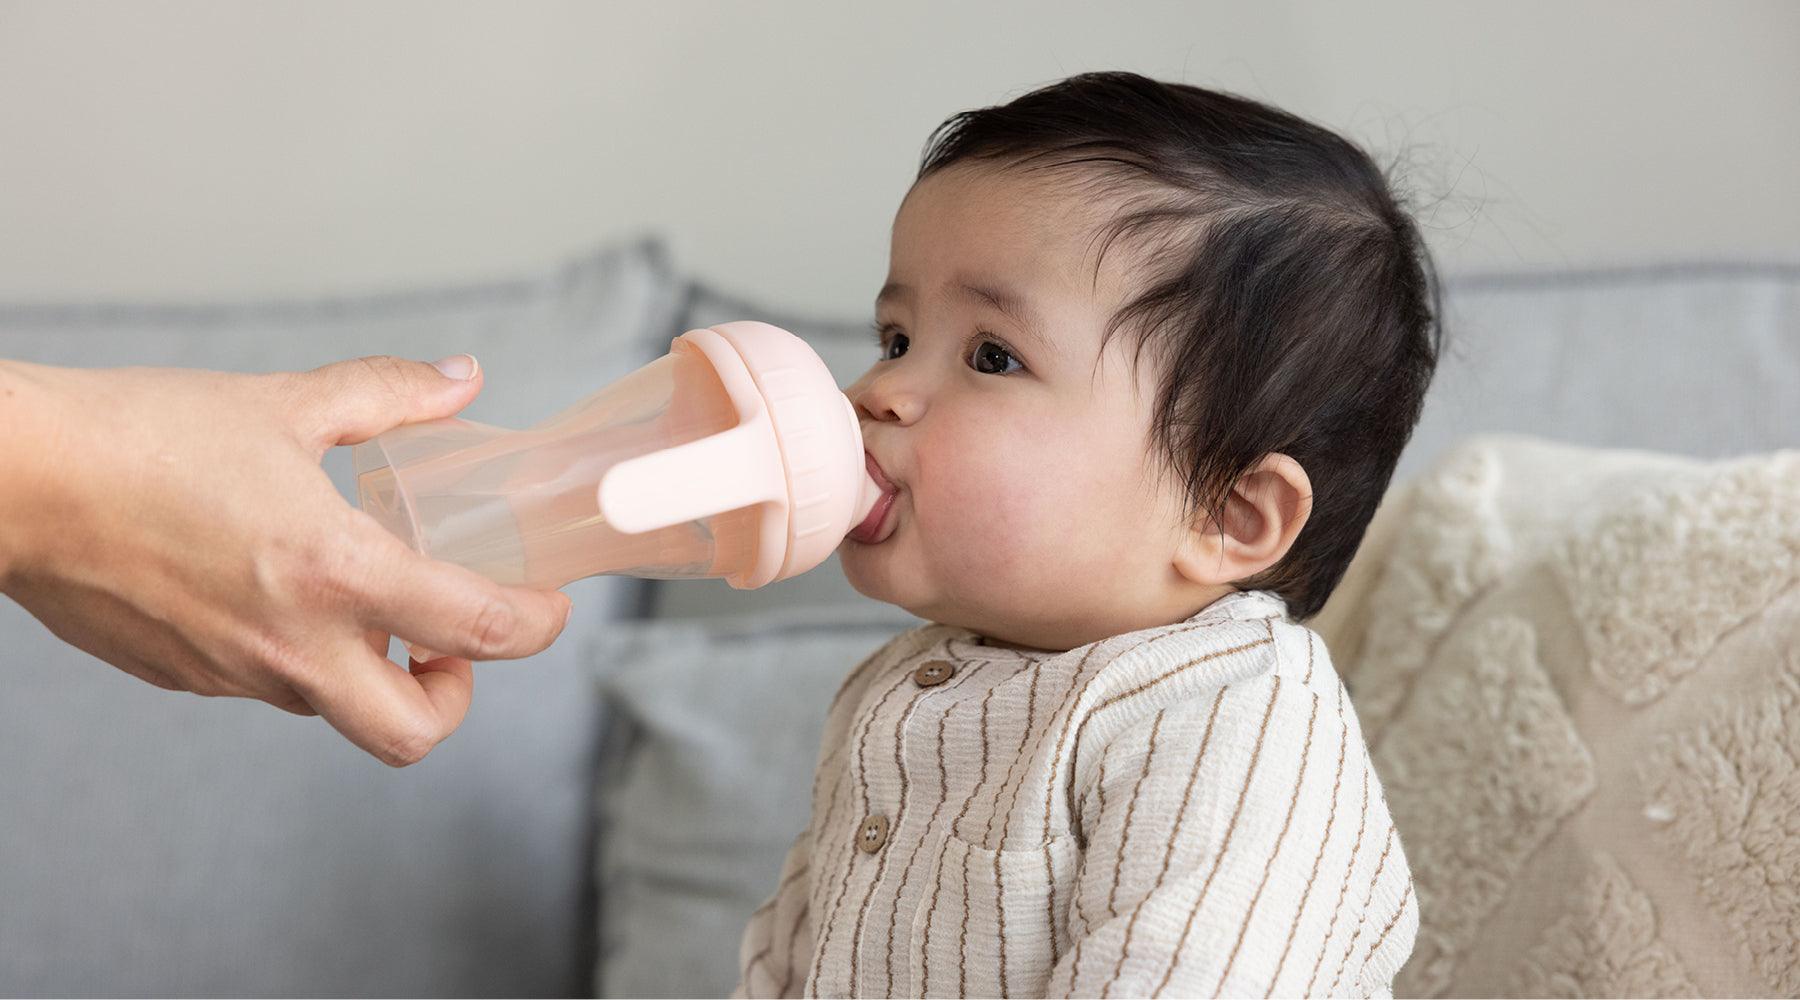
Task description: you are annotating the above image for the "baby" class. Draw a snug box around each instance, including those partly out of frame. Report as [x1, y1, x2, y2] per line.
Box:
[735, 71, 1438, 999]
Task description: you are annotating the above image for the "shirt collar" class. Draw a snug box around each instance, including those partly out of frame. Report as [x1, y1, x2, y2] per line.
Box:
[942, 588, 1289, 661]
[1185, 588, 1290, 624]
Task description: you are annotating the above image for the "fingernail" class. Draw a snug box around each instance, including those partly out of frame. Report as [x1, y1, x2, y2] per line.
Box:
[432, 354, 478, 380]
[563, 601, 575, 628]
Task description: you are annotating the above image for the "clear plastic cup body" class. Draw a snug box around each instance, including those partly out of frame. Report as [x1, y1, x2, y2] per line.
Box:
[352, 344, 761, 590]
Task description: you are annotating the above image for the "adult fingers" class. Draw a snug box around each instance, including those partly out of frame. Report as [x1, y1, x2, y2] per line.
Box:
[380, 620, 475, 725]
[411, 656, 473, 713]
[280, 353, 484, 458]
[356, 534, 574, 663]
[364, 625, 445, 681]
[292, 639, 475, 767]
[363, 625, 393, 661]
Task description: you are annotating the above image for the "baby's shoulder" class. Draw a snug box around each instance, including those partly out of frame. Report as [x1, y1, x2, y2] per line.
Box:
[1077, 593, 1329, 688]
[1056, 593, 1351, 758]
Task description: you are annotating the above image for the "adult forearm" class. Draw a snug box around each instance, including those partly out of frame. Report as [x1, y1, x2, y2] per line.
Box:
[0, 361, 46, 586]
[0, 358, 60, 589]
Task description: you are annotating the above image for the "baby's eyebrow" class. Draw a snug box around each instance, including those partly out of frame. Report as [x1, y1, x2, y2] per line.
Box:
[876, 277, 1059, 362]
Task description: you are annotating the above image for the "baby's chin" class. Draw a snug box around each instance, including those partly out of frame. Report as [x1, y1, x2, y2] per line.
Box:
[837, 534, 919, 612]
[838, 533, 1066, 651]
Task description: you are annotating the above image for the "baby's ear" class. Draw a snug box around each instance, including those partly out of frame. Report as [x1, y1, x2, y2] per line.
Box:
[1172, 454, 1313, 586]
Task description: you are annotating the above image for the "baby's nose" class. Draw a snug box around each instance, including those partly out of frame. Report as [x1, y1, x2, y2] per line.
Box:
[852, 371, 924, 425]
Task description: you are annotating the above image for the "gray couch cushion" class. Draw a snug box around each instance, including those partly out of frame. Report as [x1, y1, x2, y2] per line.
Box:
[590, 605, 921, 999]
[1, 626, 609, 998]
[1404, 263, 1800, 482]
[0, 236, 685, 997]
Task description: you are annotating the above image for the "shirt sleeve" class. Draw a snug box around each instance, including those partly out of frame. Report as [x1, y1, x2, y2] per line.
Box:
[1046, 670, 1413, 999]
[733, 829, 813, 999]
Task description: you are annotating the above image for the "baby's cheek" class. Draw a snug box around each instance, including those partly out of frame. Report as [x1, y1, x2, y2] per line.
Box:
[1003, 436, 1153, 577]
[953, 452, 1072, 579]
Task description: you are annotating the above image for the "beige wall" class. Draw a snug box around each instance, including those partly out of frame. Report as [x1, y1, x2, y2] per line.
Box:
[1, 0, 1795, 317]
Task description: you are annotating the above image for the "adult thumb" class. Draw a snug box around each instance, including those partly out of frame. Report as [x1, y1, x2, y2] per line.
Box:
[291, 353, 483, 453]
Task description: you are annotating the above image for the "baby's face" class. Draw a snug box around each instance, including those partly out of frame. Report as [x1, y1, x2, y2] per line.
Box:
[840, 163, 1216, 652]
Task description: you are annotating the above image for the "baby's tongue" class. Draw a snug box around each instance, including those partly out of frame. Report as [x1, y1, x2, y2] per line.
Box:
[852, 463, 887, 533]
[852, 504, 881, 537]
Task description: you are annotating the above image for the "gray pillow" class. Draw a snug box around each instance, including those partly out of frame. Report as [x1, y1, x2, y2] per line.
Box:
[0, 236, 684, 997]
[591, 604, 922, 999]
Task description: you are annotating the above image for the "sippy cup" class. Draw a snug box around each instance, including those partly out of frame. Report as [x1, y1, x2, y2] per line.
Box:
[351, 321, 885, 658]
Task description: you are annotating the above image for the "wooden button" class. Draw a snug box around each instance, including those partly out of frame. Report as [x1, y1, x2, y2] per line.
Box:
[912, 659, 955, 688]
[856, 814, 889, 854]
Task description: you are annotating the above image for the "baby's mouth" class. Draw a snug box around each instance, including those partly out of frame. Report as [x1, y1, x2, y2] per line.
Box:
[848, 451, 901, 544]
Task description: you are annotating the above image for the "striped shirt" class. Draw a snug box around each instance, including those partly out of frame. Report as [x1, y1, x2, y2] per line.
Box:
[733, 589, 1417, 999]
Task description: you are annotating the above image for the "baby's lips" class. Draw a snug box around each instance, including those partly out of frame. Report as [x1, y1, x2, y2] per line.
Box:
[847, 450, 902, 542]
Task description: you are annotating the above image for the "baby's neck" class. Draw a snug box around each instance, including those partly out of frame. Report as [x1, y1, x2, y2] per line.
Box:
[960, 585, 1244, 654]
[977, 633, 1065, 655]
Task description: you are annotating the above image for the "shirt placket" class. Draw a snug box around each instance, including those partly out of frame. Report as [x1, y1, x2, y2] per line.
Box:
[841, 638, 985, 998]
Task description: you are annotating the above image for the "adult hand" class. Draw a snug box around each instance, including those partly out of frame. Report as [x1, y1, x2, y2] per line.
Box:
[0, 353, 574, 767]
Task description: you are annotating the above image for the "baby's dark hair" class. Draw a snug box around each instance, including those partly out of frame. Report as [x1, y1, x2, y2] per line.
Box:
[916, 71, 1444, 621]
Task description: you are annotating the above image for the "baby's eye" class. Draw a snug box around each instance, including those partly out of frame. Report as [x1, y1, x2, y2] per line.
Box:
[969, 337, 1024, 376]
[874, 323, 908, 361]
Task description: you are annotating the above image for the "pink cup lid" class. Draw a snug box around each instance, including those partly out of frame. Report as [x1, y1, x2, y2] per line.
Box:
[597, 321, 884, 588]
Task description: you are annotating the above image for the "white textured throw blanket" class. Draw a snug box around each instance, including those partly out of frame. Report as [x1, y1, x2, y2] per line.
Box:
[1310, 433, 1800, 998]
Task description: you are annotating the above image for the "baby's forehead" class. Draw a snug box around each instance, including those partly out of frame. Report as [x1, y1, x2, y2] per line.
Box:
[893, 169, 1139, 310]
[898, 162, 1120, 255]
[886, 166, 1182, 389]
